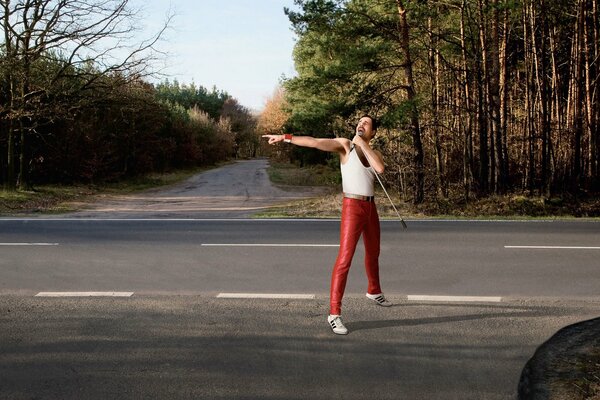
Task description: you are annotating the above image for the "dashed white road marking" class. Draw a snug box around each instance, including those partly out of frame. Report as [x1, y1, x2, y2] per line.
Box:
[0, 243, 59, 246]
[35, 292, 134, 297]
[407, 295, 502, 303]
[202, 243, 339, 247]
[217, 293, 316, 299]
[505, 245, 600, 250]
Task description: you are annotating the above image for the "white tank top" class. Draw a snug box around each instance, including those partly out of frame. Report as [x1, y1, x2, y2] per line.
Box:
[341, 146, 375, 196]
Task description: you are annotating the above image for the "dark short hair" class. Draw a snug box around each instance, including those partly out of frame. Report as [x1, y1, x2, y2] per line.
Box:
[361, 114, 378, 131]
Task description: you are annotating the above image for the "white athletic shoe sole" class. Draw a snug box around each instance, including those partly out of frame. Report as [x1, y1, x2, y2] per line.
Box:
[366, 293, 392, 307]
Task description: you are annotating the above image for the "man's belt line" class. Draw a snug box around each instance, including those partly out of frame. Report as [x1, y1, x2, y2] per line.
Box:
[344, 193, 375, 202]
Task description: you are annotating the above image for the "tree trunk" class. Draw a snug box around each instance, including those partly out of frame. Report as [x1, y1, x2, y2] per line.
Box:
[523, 0, 536, 194]
[460, 0, 474, 201]
[499, 3, 510, 191]
[17, 121, 26, 190]
[428, 15, 446, 199]
[593, 0, 600, 188]
[567, 0, 586, 194]
[529, 0, 551, 196]
[7, 123, 16, 190]
[3, 0, 16, 190]
[583, 0, 597, 189]
[477, 0, 490, 194]
[396, 0, 424, 204]
[489, 0, 504, 193]
[549, 27, 561, 192]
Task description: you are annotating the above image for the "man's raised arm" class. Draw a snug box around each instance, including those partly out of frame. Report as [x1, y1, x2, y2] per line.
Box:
[262, 134, 347, 154]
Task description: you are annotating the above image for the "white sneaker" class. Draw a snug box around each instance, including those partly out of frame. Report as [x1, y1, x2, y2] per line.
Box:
[327, 314, 348, 335]
[366, 293, 392, 307]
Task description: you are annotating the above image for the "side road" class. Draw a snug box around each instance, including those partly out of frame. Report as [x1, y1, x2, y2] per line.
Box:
[66, 158, 325, 218]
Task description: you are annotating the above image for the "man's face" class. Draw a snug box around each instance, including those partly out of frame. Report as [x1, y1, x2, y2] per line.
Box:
[356, 116, 375, 139]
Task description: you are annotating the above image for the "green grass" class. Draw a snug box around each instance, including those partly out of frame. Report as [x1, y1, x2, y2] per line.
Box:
[98, 168, 212, 193]
[0, 186, 90, 214]
[267, 162, 341, 187]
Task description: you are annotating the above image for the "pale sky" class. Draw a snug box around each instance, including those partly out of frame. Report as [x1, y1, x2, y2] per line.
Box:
[132, 1, 299, 111]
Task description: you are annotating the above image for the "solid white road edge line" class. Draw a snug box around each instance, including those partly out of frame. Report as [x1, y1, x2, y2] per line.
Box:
[35, 292, 134, 297]
[407, 295, 502, 303]
[505, 245, 600, 250]
[217, 293, 316, 299]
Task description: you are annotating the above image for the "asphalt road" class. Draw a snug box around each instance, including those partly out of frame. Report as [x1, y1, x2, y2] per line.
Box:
[0, 219, 598, 298]
[1, 295, 599, 400]
[1, 218, 599, 399]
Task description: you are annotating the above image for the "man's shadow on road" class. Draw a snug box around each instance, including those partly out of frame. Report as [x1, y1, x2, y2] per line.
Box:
[345, 303, 566, 333]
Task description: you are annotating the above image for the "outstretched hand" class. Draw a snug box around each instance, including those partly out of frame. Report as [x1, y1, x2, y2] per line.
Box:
[262, 134, 283, 145]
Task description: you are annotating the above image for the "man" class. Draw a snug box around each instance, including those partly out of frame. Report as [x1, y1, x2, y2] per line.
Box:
[263, 115, 392, 335]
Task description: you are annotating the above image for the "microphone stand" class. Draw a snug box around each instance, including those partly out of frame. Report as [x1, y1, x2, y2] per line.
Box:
[356, 135, 408, 229]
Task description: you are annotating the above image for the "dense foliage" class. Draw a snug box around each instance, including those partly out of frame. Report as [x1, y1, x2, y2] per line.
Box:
[0, 0, 257, 189]
[282, 0, 600, 203]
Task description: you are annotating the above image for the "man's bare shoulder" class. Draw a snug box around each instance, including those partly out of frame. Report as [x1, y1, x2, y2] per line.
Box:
[334, 138, 352, 162]
[334, 138, 352, 153]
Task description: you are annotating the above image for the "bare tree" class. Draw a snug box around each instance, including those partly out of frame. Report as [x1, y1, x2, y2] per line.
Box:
[460, 0, 474, 201]
[428, 12, 447, 198]
[0, 0, 171, 189]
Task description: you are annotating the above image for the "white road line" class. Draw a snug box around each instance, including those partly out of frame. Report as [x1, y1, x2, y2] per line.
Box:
[35, 292, 134, 297]
[505, 245, 600, 250]
[407, 295, 502, 303]
[201, 243, 339, 247]
[0, 243, 59, 246]
[217, 293, 316, 299]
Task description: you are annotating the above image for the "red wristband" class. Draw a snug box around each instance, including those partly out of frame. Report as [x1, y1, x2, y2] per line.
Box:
[284, 134, 293, 143]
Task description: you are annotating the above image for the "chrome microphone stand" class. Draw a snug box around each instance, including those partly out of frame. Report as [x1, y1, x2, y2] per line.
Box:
[356, 135, 408, 229]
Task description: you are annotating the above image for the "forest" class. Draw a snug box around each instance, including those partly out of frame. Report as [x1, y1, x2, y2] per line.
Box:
[268, 0, 600, 205]
[0, 0, 257, 190]
[3, 0, 599, 213]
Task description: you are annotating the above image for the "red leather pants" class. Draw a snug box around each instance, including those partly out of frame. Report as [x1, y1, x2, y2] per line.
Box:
[330, 197, 382, 315]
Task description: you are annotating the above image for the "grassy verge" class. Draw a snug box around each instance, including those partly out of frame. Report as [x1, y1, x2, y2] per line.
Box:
[267, 161, 341, 187]
[548, 337, 600, 400]
[554, 349, 600, 399]
[257, 163, 600, 219]
[0, 166, 217, 216]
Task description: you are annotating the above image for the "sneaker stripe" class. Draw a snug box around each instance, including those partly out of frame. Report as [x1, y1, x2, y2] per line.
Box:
[367, 293, 392, 307]
[328, 315, 348, 334]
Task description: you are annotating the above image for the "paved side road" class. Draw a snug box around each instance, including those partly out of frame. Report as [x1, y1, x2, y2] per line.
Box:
[68, 159, 325, 218]
[2, 295, 599, 399]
